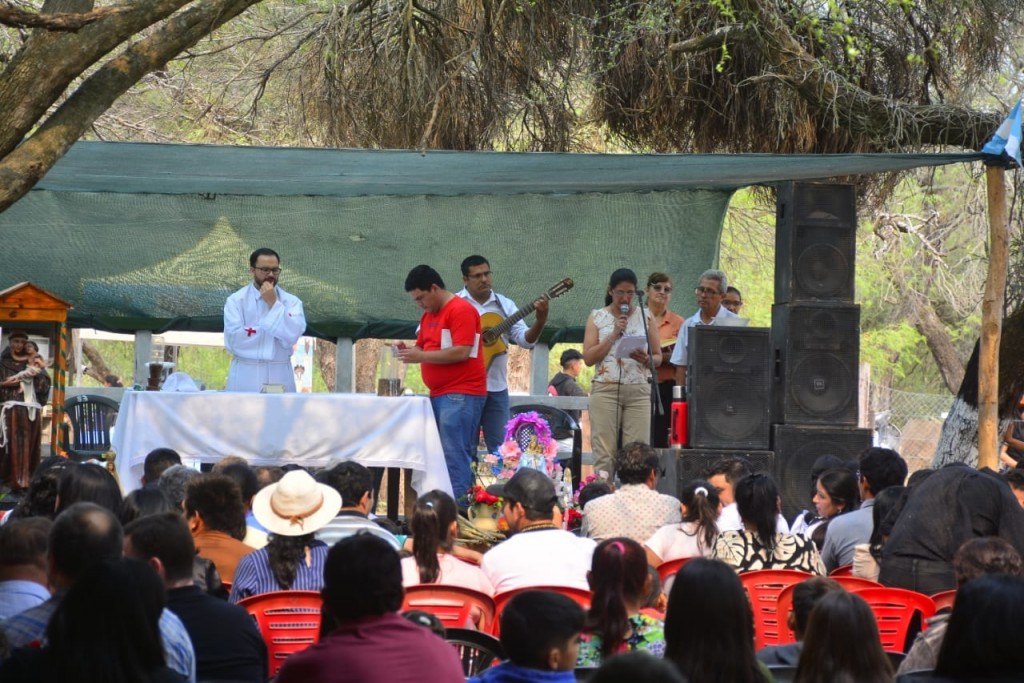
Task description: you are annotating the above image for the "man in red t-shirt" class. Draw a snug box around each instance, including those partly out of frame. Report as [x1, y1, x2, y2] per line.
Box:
[399, 265, 487, 506]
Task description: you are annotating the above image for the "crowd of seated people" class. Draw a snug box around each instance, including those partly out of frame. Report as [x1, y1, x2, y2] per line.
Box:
[4, 434, 1024, 683]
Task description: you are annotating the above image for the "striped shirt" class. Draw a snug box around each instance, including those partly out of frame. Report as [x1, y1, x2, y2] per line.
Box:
[228, 541, 329, 603]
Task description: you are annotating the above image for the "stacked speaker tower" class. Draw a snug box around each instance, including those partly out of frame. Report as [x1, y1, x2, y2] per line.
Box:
[771, 182, 872, 518]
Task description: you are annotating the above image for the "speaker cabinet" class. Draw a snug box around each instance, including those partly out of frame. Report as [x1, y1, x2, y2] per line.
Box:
[772, 303, 860, 426]
[772, 425, 872, 520]
[655, 448, 776, 499]
[775, 182, 857, 303]
[687, 326, 771, 450]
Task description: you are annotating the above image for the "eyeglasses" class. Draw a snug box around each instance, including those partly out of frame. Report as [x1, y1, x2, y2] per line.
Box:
[695, 286, 721, 296]
[612, 289, 637, 297]
[468, 270, 493, 280]
[254, 267, 282, 275]
[650, 285, 673, 293]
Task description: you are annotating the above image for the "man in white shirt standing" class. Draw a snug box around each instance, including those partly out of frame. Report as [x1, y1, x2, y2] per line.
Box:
[224, 248, 307, 392]
[669, 269, 740, 387]
[457, 255, 548, 453]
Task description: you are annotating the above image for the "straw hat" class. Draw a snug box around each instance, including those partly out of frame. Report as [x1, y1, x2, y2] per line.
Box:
[252, 469, 341, 536]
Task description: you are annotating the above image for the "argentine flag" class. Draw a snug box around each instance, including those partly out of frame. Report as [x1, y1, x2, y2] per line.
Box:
[981, 99, 1022, 168]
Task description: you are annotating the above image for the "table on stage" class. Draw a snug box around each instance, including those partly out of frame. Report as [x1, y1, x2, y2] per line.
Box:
[111, 390, 452, 496]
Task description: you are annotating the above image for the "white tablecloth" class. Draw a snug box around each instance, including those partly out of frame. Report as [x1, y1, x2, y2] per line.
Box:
[111, 391, 451, 496]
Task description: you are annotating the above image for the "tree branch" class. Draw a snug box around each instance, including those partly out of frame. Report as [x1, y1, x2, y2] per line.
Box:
[0, 2, 128, 30]
[667, 24, 748, 54]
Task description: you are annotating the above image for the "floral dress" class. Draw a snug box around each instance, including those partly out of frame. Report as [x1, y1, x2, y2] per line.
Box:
[576, 613, 666, 667]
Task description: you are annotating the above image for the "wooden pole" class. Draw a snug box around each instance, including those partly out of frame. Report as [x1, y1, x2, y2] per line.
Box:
[979, 165, 1010, 470]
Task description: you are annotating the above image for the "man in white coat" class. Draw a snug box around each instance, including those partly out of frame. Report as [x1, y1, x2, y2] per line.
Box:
[224, 248, 307, 392]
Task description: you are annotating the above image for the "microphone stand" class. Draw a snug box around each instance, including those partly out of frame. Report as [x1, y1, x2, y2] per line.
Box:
[635, 291, 664, 419]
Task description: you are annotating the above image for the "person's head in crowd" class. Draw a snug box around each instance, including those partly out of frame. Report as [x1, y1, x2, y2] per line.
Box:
[1001, 468, 1024, 508]
[141, 447, 181, 486]
[952, 537, 1023, 587]
[679, 478, 721, 553]
[615, 442, 661, 487]
[589, 651, 687, 683]
[0, 517, 51, 588]
[585, 538, 651, 659]
[643, 565, 666, 612]
[123, 512, 196, 586]
[55, 463, 123, 516]
[220, 462, 260, 511]
[722, 286, 743, 314]
[703, 457, 751, 507]
[157, 464, 200, 512]
[906, 467, 935, 487]
[578, 480, 612, 510]
[733, 472, 782, 547]
[44, 557, 168, 682]
[559, 348, 584, 377]
[254, 465, 284, 490]
[102, 373, 123, 388]
[119, 486, 175, 526]
[402, 610, 446, 638]
[694, 269, 728, 318]
[317, 461, 375, 514]
[857, 447, 907, 499]
[645, 272, 676, 312]
[812, 468, 859, 536]
[603, 268, 639, 308]
[804, 454, 843, 508]
[793, 590, 893, 683]
[868, 485, 906, 562]
[787, 577, 843, 640]
[9, 456, 69, 520]
[211, 455, 248, 473]
[321, 533, 403, 623]
[487, 468, 559, 532]
[665, 557, 762, 683]
[409, 489, 459, 583]
[48, 502, 124, 589]
[935, 574, 1024, 679]
[500, 590, 585, 672]
[184, 474, 248, 540]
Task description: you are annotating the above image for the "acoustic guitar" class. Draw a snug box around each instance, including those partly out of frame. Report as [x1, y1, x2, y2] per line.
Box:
[480, 278, 574, 368]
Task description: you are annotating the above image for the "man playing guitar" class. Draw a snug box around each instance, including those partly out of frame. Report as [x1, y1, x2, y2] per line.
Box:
[457, 255, 549, 453]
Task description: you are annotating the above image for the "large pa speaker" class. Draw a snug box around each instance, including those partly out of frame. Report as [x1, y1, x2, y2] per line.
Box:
[772, 303, 860, 426]
[772, 425, 872, 520]
[687, 326, 771, 449]
[775, 182, 857, 303]
[654, 448, 776, 499]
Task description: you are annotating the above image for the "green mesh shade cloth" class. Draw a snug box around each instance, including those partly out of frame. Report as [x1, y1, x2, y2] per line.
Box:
[0, 142, 981, 342]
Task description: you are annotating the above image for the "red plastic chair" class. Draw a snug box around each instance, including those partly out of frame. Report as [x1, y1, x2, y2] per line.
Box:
[853, 587, 937, 652]
[739, 569, 813, 650]
[831, 575, 882, 592]
[237, 590, 323, 678]
[773, 582, 800, 645]
[930, 589, 957, 612]
[401, 585, 497, 632]
[829, 564, 855, 577]
[492, 586, 592, 636]
[656, 557, 693, 586]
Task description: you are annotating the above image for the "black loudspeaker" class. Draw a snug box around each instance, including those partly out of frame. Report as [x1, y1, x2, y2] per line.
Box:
[687, 326, 771, 449]
[775, 182, 857, 303]
[772, 303, 860, 426]
[772, 425, 872, 520]
[654, 448, 776, 499]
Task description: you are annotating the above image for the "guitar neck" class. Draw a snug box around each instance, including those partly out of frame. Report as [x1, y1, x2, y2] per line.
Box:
[489, 301, 537, 339]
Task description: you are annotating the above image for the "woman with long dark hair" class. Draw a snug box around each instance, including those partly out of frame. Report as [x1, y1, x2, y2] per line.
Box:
[809, 468, 859, 550]
[664, 557, 769, 683]
[934, 573, 1024, 680]
[645, 479, 720, 565]
[54, 462, 123, 516]
[401, 489, 492, 594]
[794, 590, 893, 683]
[713, 473, 825, 574]
[582, 268, 661, 479]
[577, 538, 665, 666]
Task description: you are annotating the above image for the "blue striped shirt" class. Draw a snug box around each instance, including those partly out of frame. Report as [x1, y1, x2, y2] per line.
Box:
[229, 540, 329, 603]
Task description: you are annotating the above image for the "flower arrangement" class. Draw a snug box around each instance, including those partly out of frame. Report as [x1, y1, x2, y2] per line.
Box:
[468, 484, 502, 510]
[564, 472, 611, 532]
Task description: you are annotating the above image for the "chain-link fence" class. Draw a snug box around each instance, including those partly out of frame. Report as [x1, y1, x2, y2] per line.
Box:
[869, 383, 953, 472]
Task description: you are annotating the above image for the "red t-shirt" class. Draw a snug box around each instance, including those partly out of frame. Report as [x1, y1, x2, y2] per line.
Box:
[416, 295, 486, 397]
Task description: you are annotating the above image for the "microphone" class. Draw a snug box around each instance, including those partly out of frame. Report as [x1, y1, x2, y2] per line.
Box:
[619, 303, 629, 316]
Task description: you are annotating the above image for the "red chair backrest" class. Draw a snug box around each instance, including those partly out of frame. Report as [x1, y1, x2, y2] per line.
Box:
[401, 585, 497, 632]
[237, 590, 323, 678]
[853, 587, 937, 652]
[656, 557, 693, 587]
[492, 586, 592, 636]
[831, 576, 882, 592]
[773, 583, 800, 646]
[739, 569, 813, 650]
[829, 564, 855, 577]
[930, 589, 957, 613]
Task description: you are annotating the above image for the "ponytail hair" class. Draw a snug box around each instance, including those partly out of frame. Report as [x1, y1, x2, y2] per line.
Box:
[585, 537, 649, 658]
[410, 490, 458, 584]
[680, 479, 720, 551]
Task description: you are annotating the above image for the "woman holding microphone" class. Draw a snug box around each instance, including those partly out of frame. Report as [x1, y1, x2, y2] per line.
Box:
[583, 268, 661, 480]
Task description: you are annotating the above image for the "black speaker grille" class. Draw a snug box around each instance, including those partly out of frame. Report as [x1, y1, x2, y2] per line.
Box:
[688, 327, 771, 449]
[772, 425, 872, 520]
[664, 449, 776, 498]
[772, 303, 860, 426]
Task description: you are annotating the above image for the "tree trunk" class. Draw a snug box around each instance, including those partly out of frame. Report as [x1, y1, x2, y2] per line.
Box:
[80, 340, 112, 385]
[912, 295, 966, 394]
[314, 339, 335, 392]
